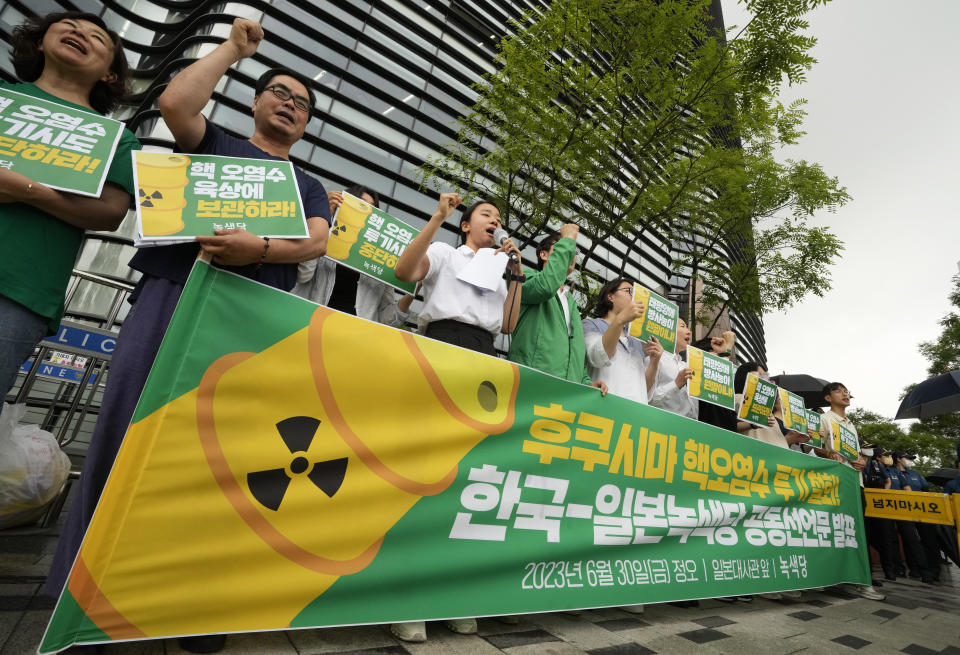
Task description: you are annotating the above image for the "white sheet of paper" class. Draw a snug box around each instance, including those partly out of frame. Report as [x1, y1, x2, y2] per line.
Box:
[456, 248, 510, 292]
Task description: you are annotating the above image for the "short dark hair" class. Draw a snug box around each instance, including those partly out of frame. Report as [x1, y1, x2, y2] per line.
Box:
[344, 184, 380, 209]
[458, 200, 497, 244]
[593, 277, 632, 318]
[255, 67, 316, 119]
[11, 11, 130, 114]
[822, 382, 847, 397]
[536, 233, 561, 270]
[734, 362, 763, 394]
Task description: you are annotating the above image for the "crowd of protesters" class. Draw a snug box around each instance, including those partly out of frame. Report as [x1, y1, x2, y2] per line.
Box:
[2, 13, 958, 654]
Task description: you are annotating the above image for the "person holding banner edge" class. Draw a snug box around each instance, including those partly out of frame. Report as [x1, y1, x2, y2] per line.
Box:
[0, 12, 140, 397]
[46, 18, 332, 654]
[507, 224, 606, 394]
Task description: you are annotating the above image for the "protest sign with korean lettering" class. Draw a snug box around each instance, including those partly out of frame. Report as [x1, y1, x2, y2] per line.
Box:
[627, 285, 680, 353]
[864, 489, 954, 525]
[827, 420, 859, 461]
[0, 88, 123, 196]
[777, 389, 808, 434]
[133, 152, 309, 240]
[325, 192, 417, 293]
[40, 262, 869, 653]
[687, 346, 735, 410]
[737, 373, 778, 427]
[805, 411, 822, 448]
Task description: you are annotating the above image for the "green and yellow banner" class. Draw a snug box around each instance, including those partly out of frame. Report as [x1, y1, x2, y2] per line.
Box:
[777, 388, 808, 434]
[827, 420, 859, 461]
[627, 285, 679, 353]
[325, 192, 417, 293]
[133, 152, 310, 240]
[0, 87, 123, 196]
[805, 411, 822, 448]
[736, 373, 777, 427]
[40, 263, 868, 653]
[686, 346, 735, 410]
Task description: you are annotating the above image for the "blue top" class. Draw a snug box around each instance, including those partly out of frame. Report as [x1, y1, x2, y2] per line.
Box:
[129, 119, 330, 291]
[886, 466, 905, 490]
[900, 469, 929, 492]
[944, 476, 960, 495]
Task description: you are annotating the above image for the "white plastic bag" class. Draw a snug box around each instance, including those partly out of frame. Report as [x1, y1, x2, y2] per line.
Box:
[0, 402, 71, 529]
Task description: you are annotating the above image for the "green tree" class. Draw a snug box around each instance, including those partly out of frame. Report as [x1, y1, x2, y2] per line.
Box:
[848, 408, 954, 484]
[420, 0, 847, 332]
[905, 273, 960, 448]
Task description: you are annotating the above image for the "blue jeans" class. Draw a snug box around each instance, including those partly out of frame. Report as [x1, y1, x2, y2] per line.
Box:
[0, 294, 49, 398]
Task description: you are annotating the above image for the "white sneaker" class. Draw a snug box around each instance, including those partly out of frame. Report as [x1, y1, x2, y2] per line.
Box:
[445, 618, 478, 634]
[782, 590, 802, 599]
[391, 621, 427, 643]
[621, 604, 645, 614]
[846, 584, 885, 601]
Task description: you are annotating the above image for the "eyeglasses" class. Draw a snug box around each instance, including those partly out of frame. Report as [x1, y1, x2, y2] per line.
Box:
[614, 286, 633, 295]
[264, 85, 311, 113]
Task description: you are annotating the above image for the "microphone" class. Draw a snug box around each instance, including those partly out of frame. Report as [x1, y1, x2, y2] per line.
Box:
[493, 228, 519, 261]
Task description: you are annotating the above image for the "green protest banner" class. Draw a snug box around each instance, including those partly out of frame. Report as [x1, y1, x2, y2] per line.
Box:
[736, 373, 777, 427]
[627, 284, 680, 353]
[324, 192, 417, 293]
[805, 411, 822, 448]
[39, 263, 869, 653]
[0, 87, 123, 196]
[777, 388, 808, 434]
[686, 346, 735, 410]
[828, 419, 860, 461]
[133, 152, 309, 241]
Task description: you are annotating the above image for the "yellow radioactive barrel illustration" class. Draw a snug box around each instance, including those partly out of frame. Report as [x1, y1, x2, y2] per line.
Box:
[687, 347, 702, 396]
[137, 152, 190, 236]
[69, 308, 519, 639]
[326, 193, 373, 260]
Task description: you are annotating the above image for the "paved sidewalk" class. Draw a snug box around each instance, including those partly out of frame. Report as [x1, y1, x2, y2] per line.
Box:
[3, 513, 959, 655]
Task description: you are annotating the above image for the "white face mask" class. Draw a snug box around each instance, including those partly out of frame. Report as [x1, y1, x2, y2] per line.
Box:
[861, 448, 874, 457]
[903, 459, 915, 469]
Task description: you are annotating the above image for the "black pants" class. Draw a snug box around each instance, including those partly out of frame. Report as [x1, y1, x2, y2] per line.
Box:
[424, 319, 497, 356]
[916, 522, 942, 580]
[865, 516, 899, 577]
[894, 520, 929, 578]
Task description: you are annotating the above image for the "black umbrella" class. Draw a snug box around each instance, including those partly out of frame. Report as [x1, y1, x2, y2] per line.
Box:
[895, 370, 960, 420]
[771, 374, 830, 408]
[927, 467, 958, 487]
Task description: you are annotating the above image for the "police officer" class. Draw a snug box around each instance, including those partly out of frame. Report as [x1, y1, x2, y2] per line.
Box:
[898, 452, 942, 584]
[862, 444, 899, 581]
[889, 451, 935, 584]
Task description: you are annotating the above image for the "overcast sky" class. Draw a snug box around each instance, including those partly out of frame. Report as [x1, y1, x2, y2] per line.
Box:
[720, 0, 960, 420]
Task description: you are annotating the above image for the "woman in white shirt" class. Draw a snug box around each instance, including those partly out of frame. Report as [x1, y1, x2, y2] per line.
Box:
[395, 193, 522, 356]
[582, 278, 660, 404]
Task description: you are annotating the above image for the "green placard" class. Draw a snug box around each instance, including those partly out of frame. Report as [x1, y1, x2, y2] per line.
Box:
[777, 388, 808, 434]
[737, 372, 777, 427]
[325, 192, 417, 294]
[805, 411, 822, 448]
[0, 87, 123, 197]
[686, 346, 735, 410]
[829, 420, 860, 461]
[39, 262, 869, 653]
[627, 285, 680, 353]
[133, 152, 310, 240]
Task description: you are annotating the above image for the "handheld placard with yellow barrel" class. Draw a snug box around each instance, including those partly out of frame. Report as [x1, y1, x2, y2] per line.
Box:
[68, 307, 519, 639]
[136, 152, 190, 236]
[627, 285, 651, 339]
[327, 193, 374, 260]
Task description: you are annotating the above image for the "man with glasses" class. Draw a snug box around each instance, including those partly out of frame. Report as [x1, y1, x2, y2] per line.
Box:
[46, 18, 331, 654]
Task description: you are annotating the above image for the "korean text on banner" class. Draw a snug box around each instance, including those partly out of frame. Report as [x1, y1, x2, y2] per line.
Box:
[686, 346, 735, 410]
[864, 489, 955, 525]
[325, 192, 417, 293]
[0, 88, 123, 196]
[777, 389, 808, 434]
[737, 373, 777, 427]
[39, 263, 869, 653]
[627, 284, 679, 353]
[828, 419, 859, 461]
[805, 411, 822, 448]
[133, 151, 310, 241]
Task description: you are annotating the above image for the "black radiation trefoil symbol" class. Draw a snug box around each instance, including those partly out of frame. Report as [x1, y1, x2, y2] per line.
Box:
[138, 188, 164, 208]
[246, 416, 347, 512]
